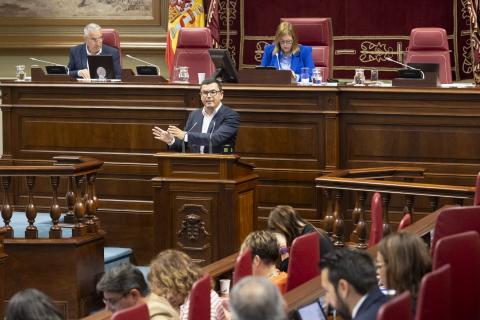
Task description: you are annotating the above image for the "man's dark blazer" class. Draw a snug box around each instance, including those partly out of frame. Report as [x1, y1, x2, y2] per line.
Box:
[354, 286, 387, 320]
[67, 44, 122, 79]
[170, 104, 240, 153]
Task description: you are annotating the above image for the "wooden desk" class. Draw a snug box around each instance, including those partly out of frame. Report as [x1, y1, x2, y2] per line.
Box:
[1, 82, 479, 263]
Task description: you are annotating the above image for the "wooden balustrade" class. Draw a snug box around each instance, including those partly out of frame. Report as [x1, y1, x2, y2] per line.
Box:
[316, 167, 475, 248]
[0, 156, 103, 239]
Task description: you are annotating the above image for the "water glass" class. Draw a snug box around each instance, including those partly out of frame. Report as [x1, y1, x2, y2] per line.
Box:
[16, 65, 26, 81]
[197, 72, 205, 84]
[371, 69, 379, 83]
[312, 67, 323, 85]
[354, 69, 365, 85]
[300, 67, 310, 85]
[176, 66, 190, 83]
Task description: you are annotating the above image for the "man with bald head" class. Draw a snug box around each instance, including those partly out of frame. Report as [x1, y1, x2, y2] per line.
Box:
[67, 23, 122, 79]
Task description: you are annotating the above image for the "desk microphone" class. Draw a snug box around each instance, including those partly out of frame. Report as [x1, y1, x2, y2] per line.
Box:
[125, 54, 160, 75]
[182, 122, 198, 153]
[276, 53, 280, 70]
[209, 121, 216, 154]
[29, 57, 69, 74]
[385, 57, 424, 79]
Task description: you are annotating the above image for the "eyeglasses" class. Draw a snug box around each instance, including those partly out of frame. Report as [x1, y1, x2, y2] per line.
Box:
[102, 293, 127, 306]
[200, 90, 221, 97]
[280, 40, 293, 45]
[89, 36, 103, 42]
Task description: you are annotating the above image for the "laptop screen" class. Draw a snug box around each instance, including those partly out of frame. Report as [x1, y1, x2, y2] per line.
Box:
[87, 55, 115, 79]
[295, 299, 327, 320]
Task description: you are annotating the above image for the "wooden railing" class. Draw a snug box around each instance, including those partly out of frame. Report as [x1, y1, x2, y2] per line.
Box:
[0, 156, 103, 239]
[316, 167, 475, 248]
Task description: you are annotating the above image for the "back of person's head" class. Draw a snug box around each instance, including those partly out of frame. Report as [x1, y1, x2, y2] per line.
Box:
[268, 205, 307, 246]
[5, 288, 64, 320]
[84, 23, 101, 37]
[230, 276, 286, 320]
[319, 248, 377, 295]
[273, 21, 299, 55]
[377, 232, 431, 297]
[96, 263, 149, 297]
[241, 230, 279, 265]
[148, 249, 202, 309]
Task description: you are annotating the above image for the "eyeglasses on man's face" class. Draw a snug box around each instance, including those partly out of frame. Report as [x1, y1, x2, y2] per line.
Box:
[102, 292, 127, 306]
[200, 90, 221, 97]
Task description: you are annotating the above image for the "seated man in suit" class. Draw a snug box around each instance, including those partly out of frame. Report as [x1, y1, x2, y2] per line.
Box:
[320, 249, 387, 320]
[67, 23, 122, 79]
[152, 78, 240, 153]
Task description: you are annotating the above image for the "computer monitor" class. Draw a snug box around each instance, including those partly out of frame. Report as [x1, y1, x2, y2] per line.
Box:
[209, 49, 238, 83]
[87, 55, 115, 79]
[294, 299, 327, 320]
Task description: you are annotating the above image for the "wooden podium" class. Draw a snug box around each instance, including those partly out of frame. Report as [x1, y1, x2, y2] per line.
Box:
[152, 152, 258, 265]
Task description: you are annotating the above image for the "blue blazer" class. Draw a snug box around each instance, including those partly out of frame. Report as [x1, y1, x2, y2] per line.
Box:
[261, 44, 315, 76]
[354, 286, 387, 320]
[170, 104, 240, 153]
[67, 44, 122, 79]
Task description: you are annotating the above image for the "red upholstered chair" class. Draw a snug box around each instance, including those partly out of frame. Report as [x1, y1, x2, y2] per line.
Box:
[188, 274, 211, 320]
[431, 205, 480, 254]
[376, 291, 412, 320]
[285, 232, 320, 292]
[397, 212, 411, 231]
[111, 303, 149, 320]
[232, 249, 252, 285]
[474, 172, 480, 205]
[405, 28, 452, 84]
[415, 264, 451, 320]
[368, 192, 383, 247]
[432, 231, 480, 320]
[280, 18, 333, 79]
[172, 27, 215, 83]
[101, 28, 122, 65]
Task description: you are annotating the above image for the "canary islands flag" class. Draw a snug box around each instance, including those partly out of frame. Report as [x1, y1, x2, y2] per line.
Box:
[166, 0, 205, 76]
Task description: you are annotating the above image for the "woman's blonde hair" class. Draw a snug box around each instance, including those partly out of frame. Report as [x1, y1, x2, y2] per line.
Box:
[148, 249, 202, 308]
[272, 21, 300, 56]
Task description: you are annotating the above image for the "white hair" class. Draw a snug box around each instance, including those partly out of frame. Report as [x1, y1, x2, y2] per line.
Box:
[84, 23, 101, 37]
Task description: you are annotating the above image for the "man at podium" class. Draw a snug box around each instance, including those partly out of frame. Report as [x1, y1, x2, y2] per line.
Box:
[152, 78, 240, 153]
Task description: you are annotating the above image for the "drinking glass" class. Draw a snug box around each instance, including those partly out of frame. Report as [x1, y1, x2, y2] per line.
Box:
[300, 67, 310, 85]
[354, 69, 365, 85]
[177, 66, 190, 83]
[371, 69, 379, 83]
[16, 65, 26, 81]
[312, 67, 323, 85]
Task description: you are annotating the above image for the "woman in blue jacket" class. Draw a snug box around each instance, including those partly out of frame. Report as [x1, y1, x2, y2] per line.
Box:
[261, 21, 315, 77]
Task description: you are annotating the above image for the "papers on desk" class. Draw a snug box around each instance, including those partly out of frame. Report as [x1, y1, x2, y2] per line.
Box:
[76, 78, 122, 82]
[440, 83, 475, 88]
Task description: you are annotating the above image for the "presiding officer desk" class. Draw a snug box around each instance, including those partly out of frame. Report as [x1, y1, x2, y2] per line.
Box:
[1, 80, 480, 264]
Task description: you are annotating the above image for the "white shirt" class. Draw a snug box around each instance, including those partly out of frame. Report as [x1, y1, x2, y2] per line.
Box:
[184, 103, 222, 153]
[351, 293, 369, 319]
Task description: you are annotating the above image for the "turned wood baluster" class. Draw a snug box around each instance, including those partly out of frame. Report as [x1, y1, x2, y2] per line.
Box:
[352, 192, 361, 227]
[453, 198, 464, 206]
[323, 189, 334, 237]
[381, 193, 392, 237]
[25, 176, 38, 239]
[403, 194, 415, 219]
[333, 190, 345, 247]
[49, 176, 62, 239]
[429, 196, 439, 212]
[64, 176, 76, 224]
[72, 176, 87, 237]
[84, 173, 98, 233]
[353, 191, 368, 249]
[1, 176, 13, 238]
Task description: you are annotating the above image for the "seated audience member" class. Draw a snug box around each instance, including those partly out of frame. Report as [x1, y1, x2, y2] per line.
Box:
[376, 232, 431, 312]
[96, 263, 149, 313]
[5, 288, 64, 320]
[260, 21, 315, 77]
[268, 205, 334, 272]
[67, 23, 122, 79]
[148, 249, 225, 320]
[240, 230, 288, 293]
[152, 78, 240, 154]
[229, 276, 287, 320]
[320, 249, 387, 320]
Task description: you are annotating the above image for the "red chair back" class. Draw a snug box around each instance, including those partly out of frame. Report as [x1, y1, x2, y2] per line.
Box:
[474, 172, 480, 206]
[415, 264, 451, 320]
[376, 291, 412, 320]
[233, 249, 252, 285]
[369, 192, 383, 247]
[172, 27, 215, 83]
[432, 231, 480, 319]
[405, 28, 452, 84]
[280, 18, 333, 78]
[431, 205, 480, 254]
[397, 212, 411, 231]
[285, 232, 320, 292]
[101, 28, 122, 65]
[111, 303, 149, 320]
[188, 274, 211, 320]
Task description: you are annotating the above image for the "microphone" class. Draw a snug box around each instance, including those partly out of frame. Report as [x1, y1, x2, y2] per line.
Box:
[30, 57, 64, 66]
[276, 53, 280, 70]
[182, 122, 198, 153]
[209, 121, 216, 154]
[125, 54, 160, 75]
[29, 57, 69, 74]
[385, 57, 424, 79]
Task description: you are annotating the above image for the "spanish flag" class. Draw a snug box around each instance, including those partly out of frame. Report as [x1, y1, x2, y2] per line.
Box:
[166, 0, 205, 76]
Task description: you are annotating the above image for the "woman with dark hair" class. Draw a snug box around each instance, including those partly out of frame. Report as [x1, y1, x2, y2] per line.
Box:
[5, 288, 64, 320]
[267, 205, 334, 272]
[376, 232, 432, 312]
